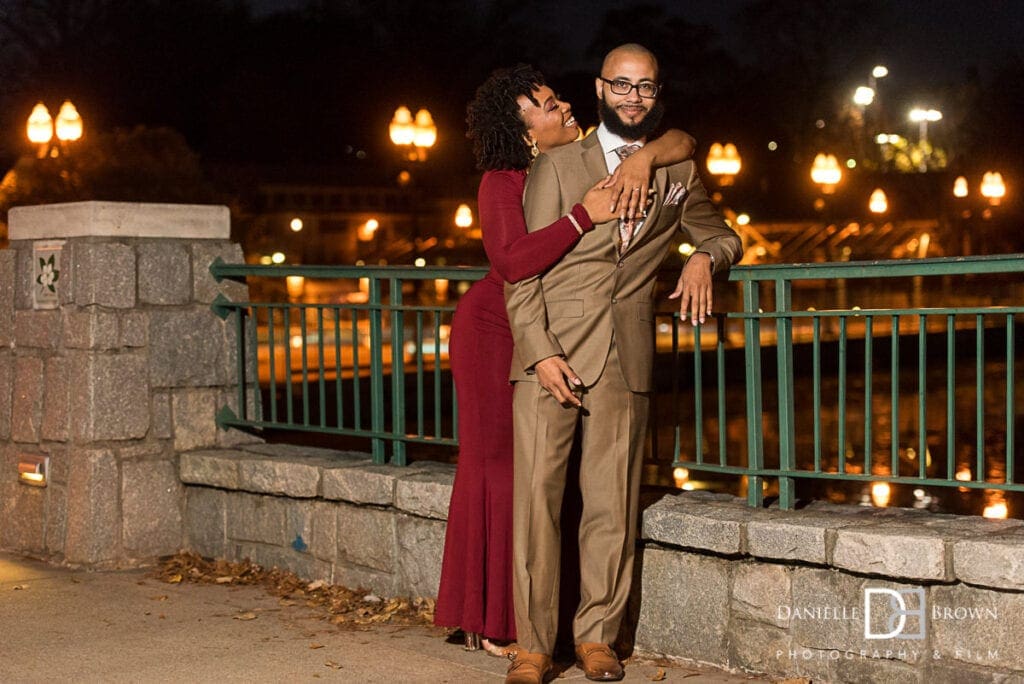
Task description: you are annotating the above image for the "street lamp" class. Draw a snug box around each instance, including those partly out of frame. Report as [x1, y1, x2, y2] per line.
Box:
[454, 203, 473, 228]
[706, 142, 741, 186]
[869, 188, 888, 214]
[389, 106, 436, 162]
[980, 171, 1006, 205]
[27, 100, 83, 158]
[953, 176, 969, 198]
[853, 86, 875, 107]
[810, 153, 842, 194]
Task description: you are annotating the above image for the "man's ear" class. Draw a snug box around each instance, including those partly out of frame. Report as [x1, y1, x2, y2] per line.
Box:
[595, 78, 604, 99]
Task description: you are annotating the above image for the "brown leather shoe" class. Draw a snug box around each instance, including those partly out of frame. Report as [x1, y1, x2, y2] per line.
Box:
[575, 642, 624, 681]
[505, 650, 552, 684]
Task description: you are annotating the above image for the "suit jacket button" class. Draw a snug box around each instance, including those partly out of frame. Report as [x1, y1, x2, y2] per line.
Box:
[617, 261, 625, 268]
[612, 298, 618, 304]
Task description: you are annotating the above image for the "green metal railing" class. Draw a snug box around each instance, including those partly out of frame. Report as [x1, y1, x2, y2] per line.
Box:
[211, 254, 1023, 509]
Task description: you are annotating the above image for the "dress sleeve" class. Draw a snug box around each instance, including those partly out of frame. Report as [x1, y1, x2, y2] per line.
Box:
[479, 171, 593, 284]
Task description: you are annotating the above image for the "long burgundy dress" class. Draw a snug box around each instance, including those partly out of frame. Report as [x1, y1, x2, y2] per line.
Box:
[434, 169, 594, 641]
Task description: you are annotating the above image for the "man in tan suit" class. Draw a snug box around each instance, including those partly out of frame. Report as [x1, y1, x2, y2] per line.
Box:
[504, 44, 742, 683]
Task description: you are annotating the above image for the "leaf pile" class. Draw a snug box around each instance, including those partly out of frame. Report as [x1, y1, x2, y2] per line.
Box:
[153, 552, 435, 628]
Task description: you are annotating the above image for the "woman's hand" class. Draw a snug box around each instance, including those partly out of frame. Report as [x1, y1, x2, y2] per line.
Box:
[604, 148, 654, 221]
[581, 176, 618, 224]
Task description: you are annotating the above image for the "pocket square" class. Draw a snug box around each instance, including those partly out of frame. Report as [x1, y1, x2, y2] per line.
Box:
[663, 181, 687, 206]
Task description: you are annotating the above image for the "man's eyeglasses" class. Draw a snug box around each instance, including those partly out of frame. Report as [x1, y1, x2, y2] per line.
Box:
[598, 77, 660, 99]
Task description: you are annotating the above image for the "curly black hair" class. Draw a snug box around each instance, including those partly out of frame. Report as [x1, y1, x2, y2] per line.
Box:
[466, 64, 546, 171]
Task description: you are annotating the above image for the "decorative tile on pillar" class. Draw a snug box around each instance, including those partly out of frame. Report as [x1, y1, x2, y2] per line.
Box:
[31, 240, 65, 310]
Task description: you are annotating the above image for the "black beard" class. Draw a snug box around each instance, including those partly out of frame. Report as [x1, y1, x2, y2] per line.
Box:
[598, 96, 665, 141]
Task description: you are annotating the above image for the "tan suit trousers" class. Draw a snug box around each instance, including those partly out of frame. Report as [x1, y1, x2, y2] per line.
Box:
[511, 339, 648, 654]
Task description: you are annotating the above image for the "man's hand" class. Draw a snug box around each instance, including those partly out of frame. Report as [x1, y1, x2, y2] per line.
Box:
[668, 252, 713, 325]
[534, 356, 584, 408]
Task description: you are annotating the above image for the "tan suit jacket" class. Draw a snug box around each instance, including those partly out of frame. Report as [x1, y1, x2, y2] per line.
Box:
[506, 131, 743, 392]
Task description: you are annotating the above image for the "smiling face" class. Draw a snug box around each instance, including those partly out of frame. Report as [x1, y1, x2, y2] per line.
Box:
[518, 85, 579, 154]
[595, 46, 663, 141]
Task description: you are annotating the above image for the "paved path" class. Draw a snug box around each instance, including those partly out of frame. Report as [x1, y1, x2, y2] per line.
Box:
[0, 553, 768, 683]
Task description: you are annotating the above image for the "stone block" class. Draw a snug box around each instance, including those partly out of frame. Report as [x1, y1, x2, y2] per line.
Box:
[0, 249, 14, 345]
[748, 508, 869, 565]
[322, 463, 414, 506]
[833, 655, 926, 683]
[62, 308, 119, 350]
[728, 618, 793, 677]
[337, 504, 397, 573]
[226, 493, 289, 545]
[0, 477, 47, 553]
[138, 242, 191, 305]
[45, 483, 68, 555]
[149, 309, 227, 387]
[732, 561, 792, 627]
[64, 448, 120, 564]
[13, 243, 33, 309]
[122, 459, 183, 558]
[641, 493, 751, 554]
[930, 584, 1024, 672]
[44, 443, 71, 484]
[396, 514, 445, 598]
[14, 310, 60, 349]
[927, 659, 1021, 683]
[41, 355, 71, 441]
[119, 311, 149, 347]
[0, 354, 12, 440]
[953, 528, 1024, 590]
[8, 202, 230, 241]
[152, 392, 173, 439]
[179, 449, 244, 489]
[184, 486, 227, 559]
[635, 547, 730, 663]
[69, 351, 150, 441]
[307, 501, 338, 562]
[833, 522, 950, 581]
[11, 355, 44, 443]
[394, 462, 455, 520]
[334, 563, 398, 596]
[73, 241, 136, 308]
[241, 443, 368, 462]
[191, 241, 249, 304]
[237, 455, 321, 497]
[788, 567, 866, 652]
[233, 542, 330, 582]
[171, 388, 219, 451]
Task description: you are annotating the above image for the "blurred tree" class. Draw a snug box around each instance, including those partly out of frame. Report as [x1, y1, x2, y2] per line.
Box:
[0, 125, 216, 224]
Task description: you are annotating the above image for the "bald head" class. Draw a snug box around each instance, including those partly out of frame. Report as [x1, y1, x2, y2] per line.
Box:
[601, 44, 659, 81]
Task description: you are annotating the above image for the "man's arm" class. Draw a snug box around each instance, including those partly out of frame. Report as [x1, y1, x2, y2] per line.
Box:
[668, 163, 743, 324]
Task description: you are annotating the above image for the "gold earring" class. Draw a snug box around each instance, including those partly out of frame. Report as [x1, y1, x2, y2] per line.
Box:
[530, 139, 539, 158]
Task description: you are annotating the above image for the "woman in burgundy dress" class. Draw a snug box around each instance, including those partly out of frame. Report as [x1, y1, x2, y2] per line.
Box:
[434, 64, 695, 654]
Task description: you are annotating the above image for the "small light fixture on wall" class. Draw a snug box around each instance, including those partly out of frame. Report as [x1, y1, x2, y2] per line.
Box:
[18, 455, 49, 487]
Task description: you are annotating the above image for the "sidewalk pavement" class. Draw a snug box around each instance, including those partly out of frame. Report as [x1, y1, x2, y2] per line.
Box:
[0, 552, 768, 683]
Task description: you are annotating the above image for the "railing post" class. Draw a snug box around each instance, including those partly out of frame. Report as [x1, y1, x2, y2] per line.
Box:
[389, 277, 407, 465]
[742, 280, 764, 507]
[368, 276, 386, 464]
[775, 279, 796, 508]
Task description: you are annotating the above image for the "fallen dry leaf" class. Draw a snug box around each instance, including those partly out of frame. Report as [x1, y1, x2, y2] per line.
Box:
[324, 660, 342, 670]
[150, 595, 168, 601]
[309, 643, 325, 650]
[151, 552, 433, 629]
[649, 668, 666, 681]
[233, 611, 258, 621]
[12, 584, 28, 591]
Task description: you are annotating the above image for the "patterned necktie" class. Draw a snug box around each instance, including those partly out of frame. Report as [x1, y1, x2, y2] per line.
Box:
[614, 143, 642, 251]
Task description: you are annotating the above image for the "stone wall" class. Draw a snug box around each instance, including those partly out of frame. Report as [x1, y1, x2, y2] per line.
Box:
[179, 445, 1024, 682]
[0, 202, 257, 566]
[180, 446, 454, 598]
[637, 492, 1024, 682]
